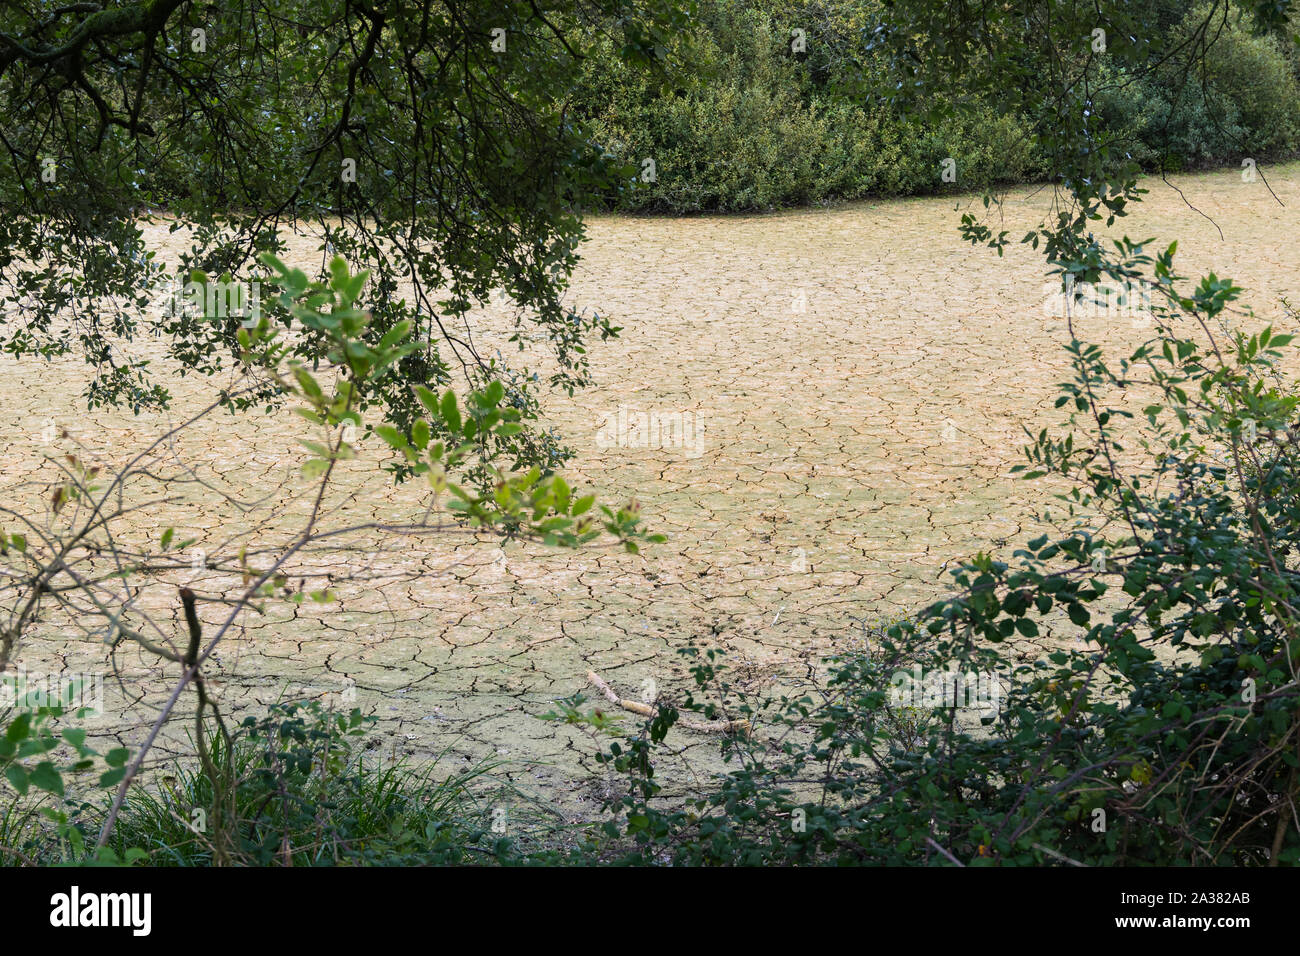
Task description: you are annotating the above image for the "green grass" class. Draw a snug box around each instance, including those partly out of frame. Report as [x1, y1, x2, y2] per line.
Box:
[2, 702, 517, 866]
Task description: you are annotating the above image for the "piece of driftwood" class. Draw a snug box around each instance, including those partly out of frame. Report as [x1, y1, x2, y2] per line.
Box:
[586, 670, 750, 736]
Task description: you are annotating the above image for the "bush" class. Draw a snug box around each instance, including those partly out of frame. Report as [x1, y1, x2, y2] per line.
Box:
[572, 1, 1043, 212]
[573, 0, 1300, 211]
[588, 244, 1300, 866]
[1095, 3, 1300, 171]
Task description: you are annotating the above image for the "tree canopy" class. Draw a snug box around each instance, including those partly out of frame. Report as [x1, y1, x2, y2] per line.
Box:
[0, 0, 689, 475]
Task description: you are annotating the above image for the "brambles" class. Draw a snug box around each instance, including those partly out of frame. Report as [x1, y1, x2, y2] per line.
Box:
[590, 248, 1300, 866]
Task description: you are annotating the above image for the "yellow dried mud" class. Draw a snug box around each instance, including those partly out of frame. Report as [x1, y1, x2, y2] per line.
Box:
[4, 166, 1299, 817]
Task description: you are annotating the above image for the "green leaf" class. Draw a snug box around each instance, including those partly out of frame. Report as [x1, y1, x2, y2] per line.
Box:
[4, 764, 29, 796]
[99, 767, 127, 788]
[299, 439, 335, 458]
[292, 366, 324, 400]
[440, 391, 462, 434]
[29, 761, 64, 797]
[378, 320, 412, 350]
[414, 385, 439, 415]
[374, 425, 409, 450]
[5, 712, 31, 743]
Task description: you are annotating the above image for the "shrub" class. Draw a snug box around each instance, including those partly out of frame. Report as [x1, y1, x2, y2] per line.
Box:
[1096, 3, 1300, 171]
[572, 0, 1043, 212]
[589, 243, 1300, 866]
[572, 0, 1300, 212]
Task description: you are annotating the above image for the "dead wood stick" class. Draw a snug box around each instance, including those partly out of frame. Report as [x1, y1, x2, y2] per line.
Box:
[586, 670, 750, 735]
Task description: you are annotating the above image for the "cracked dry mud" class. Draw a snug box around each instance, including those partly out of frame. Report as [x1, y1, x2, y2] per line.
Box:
[5, 166, 1300, 820]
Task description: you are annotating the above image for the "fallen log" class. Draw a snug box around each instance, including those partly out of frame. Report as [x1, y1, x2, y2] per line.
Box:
[586, 670, 750, 736]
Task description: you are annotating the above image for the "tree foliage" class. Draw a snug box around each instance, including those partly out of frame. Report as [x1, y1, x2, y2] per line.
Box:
[0, 0, 688, 472]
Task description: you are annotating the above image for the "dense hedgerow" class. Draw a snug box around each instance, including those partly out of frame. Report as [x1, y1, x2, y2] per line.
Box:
[1095, 3, 1300, 172]
[573, 0, 1300, 213]
[572, 0, 1043, 212]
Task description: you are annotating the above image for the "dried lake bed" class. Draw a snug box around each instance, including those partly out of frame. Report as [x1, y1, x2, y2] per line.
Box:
[5, 165, 1299, 820]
